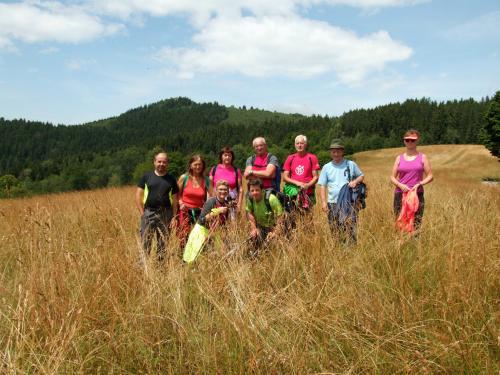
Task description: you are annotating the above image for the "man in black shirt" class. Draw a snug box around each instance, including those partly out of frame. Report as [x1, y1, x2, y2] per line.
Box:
[135, 151, 179, 260]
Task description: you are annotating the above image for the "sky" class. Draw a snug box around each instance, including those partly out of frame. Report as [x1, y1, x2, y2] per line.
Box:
[0, 0, 499, 125]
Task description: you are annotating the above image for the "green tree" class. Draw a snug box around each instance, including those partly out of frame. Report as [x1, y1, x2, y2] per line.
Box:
[0, 174, 19, 198]
[482, 91, 500, 158]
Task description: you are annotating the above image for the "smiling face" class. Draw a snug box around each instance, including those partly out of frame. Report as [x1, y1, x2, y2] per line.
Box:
[249, 185, 263, 202]
[216, 184, 229, 201]
[295, 138, 307, 153]
[253, 139, 267, 156]
[221, 152, 233, 165]
[154, 153, 168, 175]
[329, 148, 344, 163]
[403, 136, 418, 151]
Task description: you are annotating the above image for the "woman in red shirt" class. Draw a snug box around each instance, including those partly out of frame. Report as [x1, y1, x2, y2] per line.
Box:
[177, 155, 212, 246]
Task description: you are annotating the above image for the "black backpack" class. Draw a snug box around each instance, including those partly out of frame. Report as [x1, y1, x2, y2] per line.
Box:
[249, 189, 293, 214]
[344, 160, 367, 209]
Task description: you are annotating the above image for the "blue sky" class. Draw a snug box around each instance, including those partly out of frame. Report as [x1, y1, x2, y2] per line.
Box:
[0, 0, 499, 125]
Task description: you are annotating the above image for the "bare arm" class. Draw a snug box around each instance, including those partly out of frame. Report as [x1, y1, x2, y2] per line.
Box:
[390, 155, 409, 192]
[244, 164, 276, 179]
[171, 193, 179, 217]
[135, 187, 145, 216]
[177, 174, 186, 209]
[319, 184, 328, 213]
[348, 174, 364, 188]
[413, 154, 433, 190]
[246, 211, 259, 237]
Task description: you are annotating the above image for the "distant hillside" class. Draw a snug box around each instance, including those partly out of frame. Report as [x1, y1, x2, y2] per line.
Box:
[0, 96, 491, 198]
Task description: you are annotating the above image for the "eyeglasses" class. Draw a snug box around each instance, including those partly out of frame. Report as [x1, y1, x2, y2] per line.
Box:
[404, 139, 416, 143]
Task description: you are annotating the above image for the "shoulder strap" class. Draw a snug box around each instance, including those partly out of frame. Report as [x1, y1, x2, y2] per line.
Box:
[183, 174, 189, 188]
[251, 155, 256, 166]
[204, 176, 210, 195]
[264, 190, 273, 212]
[211, 165, 217, 178]
[235, 168, 239, 191]
[345, 160, 352, 182]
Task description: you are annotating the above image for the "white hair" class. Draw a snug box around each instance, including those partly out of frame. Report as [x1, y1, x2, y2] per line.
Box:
[295, 134, 307, 144]
[252, 137, 266, 147]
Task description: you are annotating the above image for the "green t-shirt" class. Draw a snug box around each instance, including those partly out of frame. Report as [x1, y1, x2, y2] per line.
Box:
[245, 194, 283, 228]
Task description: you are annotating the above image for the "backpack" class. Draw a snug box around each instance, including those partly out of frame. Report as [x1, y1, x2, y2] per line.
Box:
[250, 154, 281, 192]
[344, 160, 367, 209]
[249, 188, 293, 214]
[210, 165, 239, 191]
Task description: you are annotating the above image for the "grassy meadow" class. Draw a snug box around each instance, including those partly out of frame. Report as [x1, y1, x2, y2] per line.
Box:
[1, 145, 499, 374]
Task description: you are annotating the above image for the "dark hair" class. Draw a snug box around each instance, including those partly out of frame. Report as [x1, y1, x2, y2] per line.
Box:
[188, 154, 206, 176]
[218, 146, 235, 165]
[247, 178, 263, 190]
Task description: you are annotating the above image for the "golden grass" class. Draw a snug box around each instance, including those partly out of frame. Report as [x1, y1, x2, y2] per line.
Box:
[1, 145, 499, 374]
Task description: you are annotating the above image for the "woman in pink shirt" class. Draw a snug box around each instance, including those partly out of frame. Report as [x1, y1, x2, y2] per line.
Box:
[177, 154, 212, 245]
[390, 129, 433, 231]
[209, 146, 243, 219]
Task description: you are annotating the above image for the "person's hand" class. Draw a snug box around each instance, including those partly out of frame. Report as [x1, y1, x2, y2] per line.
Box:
[399, 183, 410, 192]
[179, 200, 186, 210]
[411, 183, 421, 191]
[250, 228, 259, 238]
[321, 202, 328, 213]
[267, 231, 277, 240]
[169, 217, 177, 229]
[348, 180, 357, 188]
[218, 206, 229, 214]
[244, 169, 252, 178]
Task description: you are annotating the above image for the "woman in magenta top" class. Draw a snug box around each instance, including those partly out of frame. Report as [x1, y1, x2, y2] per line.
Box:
[177, 154, 212, 245]
[283, 134, 320, 208]
[391, 129, 433, 230]
[209, 146, 243, 218]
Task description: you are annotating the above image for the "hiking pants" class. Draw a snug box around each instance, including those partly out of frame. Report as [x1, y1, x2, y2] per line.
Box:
[394, 191, 425, 230]
[327, 203, 357, 245]
[140, 207, 173, 260]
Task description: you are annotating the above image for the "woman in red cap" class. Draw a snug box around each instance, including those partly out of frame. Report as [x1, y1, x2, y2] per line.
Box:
[390, 129, 433, 232]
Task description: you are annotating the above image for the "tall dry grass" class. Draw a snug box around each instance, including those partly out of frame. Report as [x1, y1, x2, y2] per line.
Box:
[1, 145, 499, 374]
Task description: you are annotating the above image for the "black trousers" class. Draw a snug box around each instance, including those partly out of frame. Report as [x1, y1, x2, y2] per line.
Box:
[140, 207, 173, 260]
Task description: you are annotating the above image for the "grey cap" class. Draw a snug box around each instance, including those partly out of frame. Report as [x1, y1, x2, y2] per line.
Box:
[329, 139, 344, 149]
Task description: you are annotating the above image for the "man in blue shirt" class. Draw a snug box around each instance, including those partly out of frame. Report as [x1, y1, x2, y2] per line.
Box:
[318, 139, 364, 244]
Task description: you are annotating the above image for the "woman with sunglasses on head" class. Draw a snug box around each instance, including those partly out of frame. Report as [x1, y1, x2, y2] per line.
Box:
[391, 129, 433, 231]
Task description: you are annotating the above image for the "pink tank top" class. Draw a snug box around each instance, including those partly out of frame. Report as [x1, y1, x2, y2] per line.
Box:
[396, 153, 424, 193]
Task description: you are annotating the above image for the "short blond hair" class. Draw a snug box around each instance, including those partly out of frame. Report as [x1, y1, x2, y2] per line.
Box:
[295, 134, 307, 144]
[252, 137, 266, 147]
[216, 179, 229, 188]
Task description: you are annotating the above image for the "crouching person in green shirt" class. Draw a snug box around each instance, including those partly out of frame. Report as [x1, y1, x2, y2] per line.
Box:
[245, 179, 284, 252]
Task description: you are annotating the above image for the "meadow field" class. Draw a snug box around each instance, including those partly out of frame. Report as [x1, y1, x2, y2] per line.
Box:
[1, 145, 499, 374]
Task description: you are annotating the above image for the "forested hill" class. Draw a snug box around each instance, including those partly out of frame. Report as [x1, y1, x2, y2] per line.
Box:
[0, 96, 491, 198]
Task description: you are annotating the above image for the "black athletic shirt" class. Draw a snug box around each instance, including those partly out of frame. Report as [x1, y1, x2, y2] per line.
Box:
[138, 171, 179, 209]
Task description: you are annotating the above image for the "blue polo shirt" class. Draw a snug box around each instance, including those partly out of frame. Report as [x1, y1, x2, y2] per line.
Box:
[318, 160, 363, 203]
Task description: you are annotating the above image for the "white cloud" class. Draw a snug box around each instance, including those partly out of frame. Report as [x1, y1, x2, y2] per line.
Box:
[445, 11, 500, 41]
[0, 1, 123, 49]
[156, 15, 412, 84]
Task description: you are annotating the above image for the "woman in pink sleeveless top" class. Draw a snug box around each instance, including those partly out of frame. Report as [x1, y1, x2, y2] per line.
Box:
[390, 129, 433, 231]
[209, 146, 243, 219]
[177, 154, 212, 245]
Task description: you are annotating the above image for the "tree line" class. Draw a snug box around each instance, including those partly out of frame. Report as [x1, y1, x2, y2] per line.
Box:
[0, 94, 497, 199]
